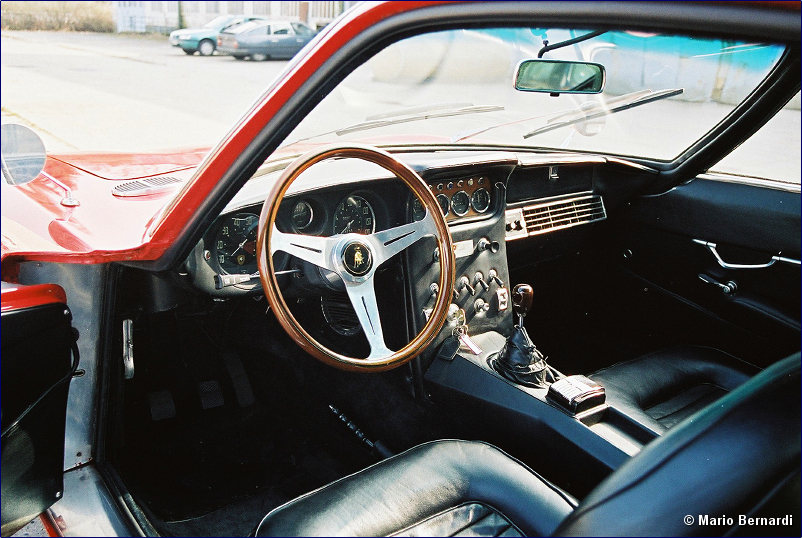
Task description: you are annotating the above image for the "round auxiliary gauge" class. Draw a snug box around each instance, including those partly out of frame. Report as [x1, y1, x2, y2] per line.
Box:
[471, 187, 491, 213]
[333, 195, 375, 235]
[436, 194, 450, 216]
[291, 200, 314, 231]
[451, 191, 470, 216]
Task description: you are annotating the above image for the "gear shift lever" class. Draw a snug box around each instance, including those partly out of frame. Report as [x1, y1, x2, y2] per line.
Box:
[512, 284, 533, 327]
[488, 283, 558, 388]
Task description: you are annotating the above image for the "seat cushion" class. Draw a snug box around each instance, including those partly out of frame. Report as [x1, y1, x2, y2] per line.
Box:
[557, 354, 800, 536]
[255, 440, 576, 537]
[590, 346, 759, 434]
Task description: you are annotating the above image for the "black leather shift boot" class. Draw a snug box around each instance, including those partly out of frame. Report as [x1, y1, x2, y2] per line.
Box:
[489, 326, 550, 388]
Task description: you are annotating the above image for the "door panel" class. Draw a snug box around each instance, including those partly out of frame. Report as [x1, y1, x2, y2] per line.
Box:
[1, 283, 77, 536]
[614, 178, 800, 365]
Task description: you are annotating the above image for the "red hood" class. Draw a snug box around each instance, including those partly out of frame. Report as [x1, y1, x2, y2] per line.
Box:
[50, 147, 211, 180]
[0, 133, 454, 276]
[47, 133, 453, 181]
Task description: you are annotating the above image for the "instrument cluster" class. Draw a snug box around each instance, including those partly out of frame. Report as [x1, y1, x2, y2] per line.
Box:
[204, 191, 385, 279]
[412, 175, 493, 222]
[194, 170, 498, 296]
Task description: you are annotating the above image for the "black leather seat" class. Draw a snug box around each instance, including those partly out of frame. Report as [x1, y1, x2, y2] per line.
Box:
[589, 345, 759, 433]
[256, 353, 800, 537]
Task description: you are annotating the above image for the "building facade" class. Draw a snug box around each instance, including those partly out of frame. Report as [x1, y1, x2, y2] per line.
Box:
[113, 1, 353, 33]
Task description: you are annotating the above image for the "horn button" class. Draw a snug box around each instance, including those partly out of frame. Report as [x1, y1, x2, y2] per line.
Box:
[342, 240, 373, 276]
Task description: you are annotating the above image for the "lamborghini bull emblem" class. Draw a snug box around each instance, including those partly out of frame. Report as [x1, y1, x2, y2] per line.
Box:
[342, 241, 372, 276]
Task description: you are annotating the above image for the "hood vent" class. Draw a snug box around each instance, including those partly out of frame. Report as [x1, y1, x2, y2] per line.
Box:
[112, 175, 184, 197]
[506, 192, 606, 240]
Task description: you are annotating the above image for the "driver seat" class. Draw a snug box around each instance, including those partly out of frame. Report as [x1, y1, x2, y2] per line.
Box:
[256, 354, 800, 537]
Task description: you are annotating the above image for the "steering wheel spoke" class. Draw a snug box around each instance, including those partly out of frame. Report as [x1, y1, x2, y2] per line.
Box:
[270, 224, 337, 271]
[371, 210, 438, 266]
[343, 277, 393, 360]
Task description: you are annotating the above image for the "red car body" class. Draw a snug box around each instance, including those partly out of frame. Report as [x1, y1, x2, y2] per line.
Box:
[1, 2, 799, 536]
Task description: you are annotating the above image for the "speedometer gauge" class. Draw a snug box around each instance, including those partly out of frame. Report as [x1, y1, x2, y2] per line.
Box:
[436, 194, 450, 216]
[451, 191, 470, 216]
[333, 195, 375, 235]
[212, 213, 259, 275]
[411, 197, 426, 221]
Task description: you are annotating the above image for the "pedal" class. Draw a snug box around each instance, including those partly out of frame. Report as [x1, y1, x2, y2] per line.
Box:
[198, 380, 225, 410]
[147, 390, 176, 421]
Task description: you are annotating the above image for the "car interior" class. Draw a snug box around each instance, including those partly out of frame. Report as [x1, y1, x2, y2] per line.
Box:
[70, 8, 800, 538]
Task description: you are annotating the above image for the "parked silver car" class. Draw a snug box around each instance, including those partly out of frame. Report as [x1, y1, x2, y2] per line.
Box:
[217, 19, 316, 60]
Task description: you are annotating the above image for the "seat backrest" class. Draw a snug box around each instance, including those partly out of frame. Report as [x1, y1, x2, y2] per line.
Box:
[555, 353, 801, 537]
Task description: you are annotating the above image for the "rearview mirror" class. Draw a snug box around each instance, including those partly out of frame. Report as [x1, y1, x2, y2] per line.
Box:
[514, 59, 605, 94]
[1, 124, 46, 185]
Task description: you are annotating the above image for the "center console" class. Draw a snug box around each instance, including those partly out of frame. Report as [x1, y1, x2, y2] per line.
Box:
[400, 158, 656, 494]
[424, 329, 658, 494]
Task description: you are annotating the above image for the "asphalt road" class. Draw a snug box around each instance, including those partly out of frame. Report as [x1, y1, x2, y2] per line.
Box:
[1, 31, 289, 153]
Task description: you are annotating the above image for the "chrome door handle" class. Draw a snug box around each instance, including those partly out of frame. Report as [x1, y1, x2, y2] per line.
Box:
[693, 239, 801, 270]
[698, 274, 738, 294]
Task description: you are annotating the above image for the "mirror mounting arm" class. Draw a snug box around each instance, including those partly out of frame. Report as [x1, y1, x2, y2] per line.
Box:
[538, 30, 606, 58]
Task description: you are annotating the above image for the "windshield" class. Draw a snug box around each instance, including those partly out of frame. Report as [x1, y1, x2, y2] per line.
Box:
[284, 28, 786, 161]
[203, 15, 234, 29]
[228, 20, 264, 34]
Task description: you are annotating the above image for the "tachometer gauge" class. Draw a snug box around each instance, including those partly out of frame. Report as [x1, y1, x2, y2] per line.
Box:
[451, 191, 470, 216]
[411, 197, 426, 221]
[213, 213, 259, 274]
[291, 200, 314, 231]
[436, 194, 450, 216]
[471, 188, 491, 213]
[333, 195, 375, 235]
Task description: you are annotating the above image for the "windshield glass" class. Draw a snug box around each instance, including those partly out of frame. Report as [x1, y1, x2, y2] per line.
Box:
[284, 28, 786, 161]
[229, 21, 263, 34]
[203, 15, 234, 29]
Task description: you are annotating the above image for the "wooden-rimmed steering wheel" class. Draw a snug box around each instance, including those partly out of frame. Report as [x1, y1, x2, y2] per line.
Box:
[256, 145, 455, 371]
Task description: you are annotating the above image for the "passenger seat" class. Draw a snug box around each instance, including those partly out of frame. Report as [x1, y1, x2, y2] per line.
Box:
[589, 346, 759, 433]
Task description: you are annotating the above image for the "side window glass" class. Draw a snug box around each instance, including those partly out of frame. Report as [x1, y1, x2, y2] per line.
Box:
[272, 22, 291, 35]
[711, 91, 800, 187]
[291, 23, 313, 36]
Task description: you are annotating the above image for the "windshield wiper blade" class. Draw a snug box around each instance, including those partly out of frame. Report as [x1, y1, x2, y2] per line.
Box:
[334, 104, 504, 136]
[522, 88, 683, 139]
[453, 89, 661, 143]
[289, 104, 505, 145]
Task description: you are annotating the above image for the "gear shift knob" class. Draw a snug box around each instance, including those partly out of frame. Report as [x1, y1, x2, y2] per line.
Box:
[512, 284, 533, 320]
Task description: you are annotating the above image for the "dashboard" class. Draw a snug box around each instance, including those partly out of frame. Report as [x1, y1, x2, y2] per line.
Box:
[183, 149, 647, 357]
[201, 172, 499, 281]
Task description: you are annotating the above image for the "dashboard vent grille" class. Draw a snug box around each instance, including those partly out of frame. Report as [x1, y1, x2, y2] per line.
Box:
[112, 176, 183, 197]
[523, 193, 606, 235]
[506, 193, 606, 240]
